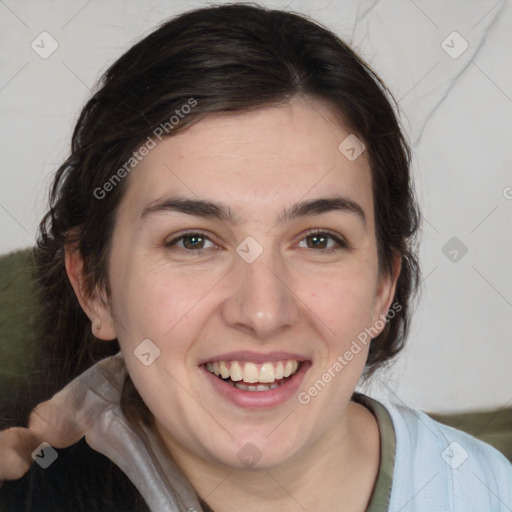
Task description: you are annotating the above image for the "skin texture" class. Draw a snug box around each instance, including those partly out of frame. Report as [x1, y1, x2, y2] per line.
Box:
[64, 96, 400, 511]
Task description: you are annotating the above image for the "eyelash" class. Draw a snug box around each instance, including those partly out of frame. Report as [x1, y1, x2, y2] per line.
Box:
[164, 229, 347, 255]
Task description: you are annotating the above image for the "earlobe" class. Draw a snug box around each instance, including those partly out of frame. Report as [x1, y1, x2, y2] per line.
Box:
[64, 245, 117, 341]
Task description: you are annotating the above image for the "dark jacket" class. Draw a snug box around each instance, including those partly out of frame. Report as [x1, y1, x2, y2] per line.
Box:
[0, 438, 150, 512]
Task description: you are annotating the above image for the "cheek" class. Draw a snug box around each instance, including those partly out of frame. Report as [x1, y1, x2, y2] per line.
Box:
[109, 261, 219, 403]
[295, 270, 376, 425]
[307, 265, 377, 337]
[110, 260, 203, 341]
[110, 265, 206, 427]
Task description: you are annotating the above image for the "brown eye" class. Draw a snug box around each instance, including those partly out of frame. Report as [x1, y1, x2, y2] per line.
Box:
[306, 233, 329, 249]
[165, 232, 215, 252]
[298, 231, 347, 253]
[181, 234, 206, 249]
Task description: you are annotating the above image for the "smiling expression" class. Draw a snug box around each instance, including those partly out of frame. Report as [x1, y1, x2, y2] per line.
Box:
[92, 96, 397, 469]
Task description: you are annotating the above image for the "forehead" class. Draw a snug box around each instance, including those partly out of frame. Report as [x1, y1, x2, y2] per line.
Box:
[118, 98, 373, 224]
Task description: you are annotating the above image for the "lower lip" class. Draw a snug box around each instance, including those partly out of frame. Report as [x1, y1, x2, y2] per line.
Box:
[201, 362, 311, 410]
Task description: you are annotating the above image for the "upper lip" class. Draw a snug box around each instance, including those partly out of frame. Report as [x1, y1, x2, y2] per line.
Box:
[198, 351, 310, 365]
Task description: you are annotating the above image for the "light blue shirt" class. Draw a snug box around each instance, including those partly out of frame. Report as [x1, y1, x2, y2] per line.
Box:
[382, 399, 512, 511]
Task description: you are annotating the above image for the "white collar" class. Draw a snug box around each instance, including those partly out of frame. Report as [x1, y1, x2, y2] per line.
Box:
[42, 352, 203, 512]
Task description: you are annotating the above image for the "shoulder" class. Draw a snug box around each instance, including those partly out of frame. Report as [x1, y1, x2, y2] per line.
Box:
[380, 398, 512, 512]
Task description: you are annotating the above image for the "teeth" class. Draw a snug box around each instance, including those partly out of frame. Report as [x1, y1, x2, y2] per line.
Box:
[259, 362, 275, 383]
[243, 362, 259, 383]
[284, 361, 298, 378]
[219, 361, 230, 379]
[205, 359, 301, 384]
[233, 382, 281, 391]
[230, 361, 243, 381]
[275, 362, 284, 380]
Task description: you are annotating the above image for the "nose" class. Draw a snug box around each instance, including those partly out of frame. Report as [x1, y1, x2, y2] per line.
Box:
[220, 246, 300, 340]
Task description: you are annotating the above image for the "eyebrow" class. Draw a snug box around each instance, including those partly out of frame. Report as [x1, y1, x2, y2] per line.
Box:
[140, 195, 366, 226]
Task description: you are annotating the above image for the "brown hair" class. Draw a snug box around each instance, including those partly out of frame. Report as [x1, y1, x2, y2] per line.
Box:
[34, 3, 421, 423]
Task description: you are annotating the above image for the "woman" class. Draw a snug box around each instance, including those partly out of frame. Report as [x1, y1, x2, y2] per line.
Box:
[0, 4, 510, 511]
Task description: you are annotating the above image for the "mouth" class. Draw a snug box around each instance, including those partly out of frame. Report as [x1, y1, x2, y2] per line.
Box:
[199, 351, 311, 409]
[204, 359, 302, 392]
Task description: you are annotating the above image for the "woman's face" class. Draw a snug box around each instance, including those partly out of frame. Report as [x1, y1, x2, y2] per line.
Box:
[101, 97, 397, 469]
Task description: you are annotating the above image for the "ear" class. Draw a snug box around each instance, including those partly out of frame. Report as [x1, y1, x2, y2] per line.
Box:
[65, 245, 117, 341]
[370, 250, 402, 334]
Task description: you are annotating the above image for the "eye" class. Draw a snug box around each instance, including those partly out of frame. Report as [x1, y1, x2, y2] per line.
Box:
[297, 230, 347, 253]
[164, 230, 347, 256]
[165, 232, 217, 253]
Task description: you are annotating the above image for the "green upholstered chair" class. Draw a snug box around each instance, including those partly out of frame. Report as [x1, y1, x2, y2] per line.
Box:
[0, 249, 44, 430]
[1, 248, 511, 461]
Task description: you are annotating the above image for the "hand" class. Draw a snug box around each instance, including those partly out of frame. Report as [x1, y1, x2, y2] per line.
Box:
[0, 426, 41, 481]
[0, 353, 125, 483]
[0, 397, 86, 482]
